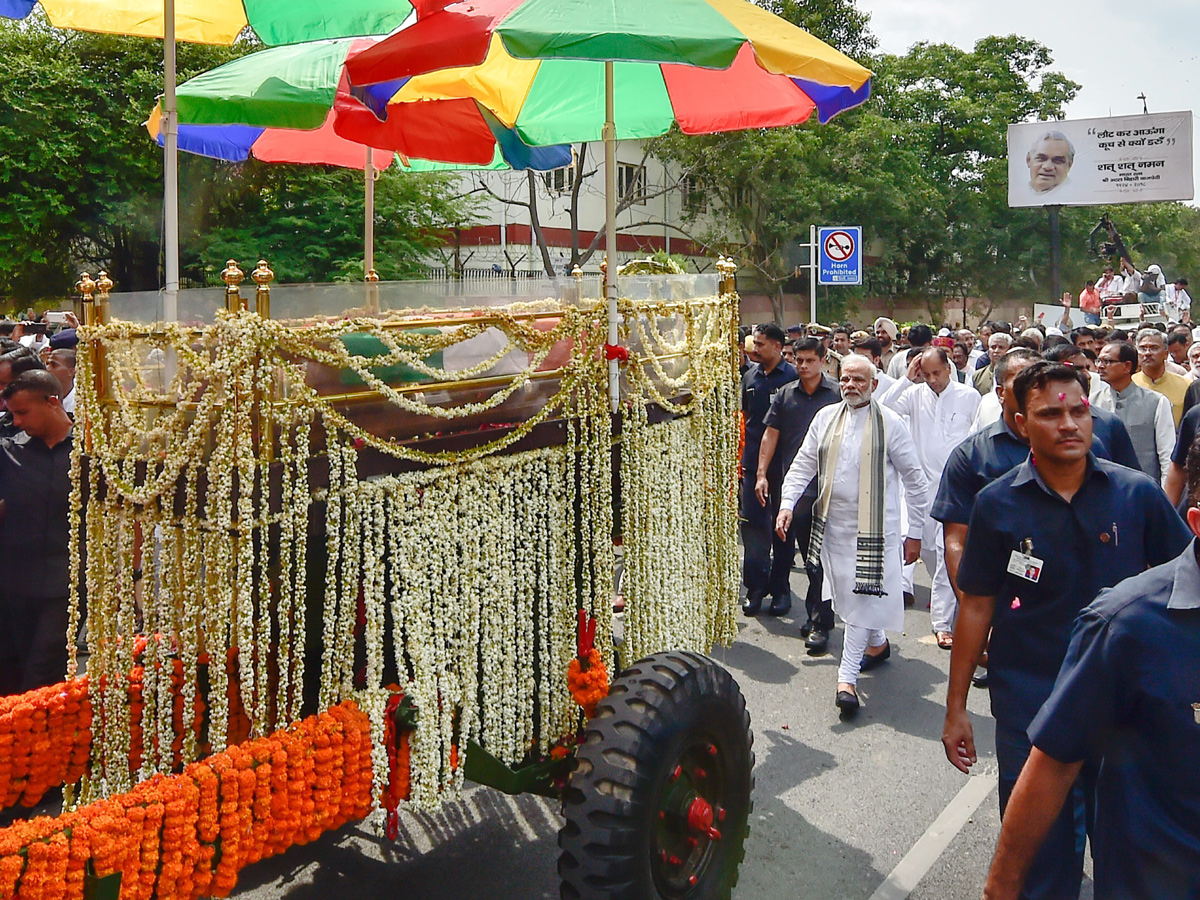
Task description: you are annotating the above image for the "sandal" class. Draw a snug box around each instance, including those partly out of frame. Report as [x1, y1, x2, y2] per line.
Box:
[935, 631, 954, 650]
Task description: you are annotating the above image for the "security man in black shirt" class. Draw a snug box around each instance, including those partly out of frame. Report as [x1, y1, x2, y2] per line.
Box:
[755, 337, 840, 641]
[0, 370, 76, 693]
[741, 323, 796, 615]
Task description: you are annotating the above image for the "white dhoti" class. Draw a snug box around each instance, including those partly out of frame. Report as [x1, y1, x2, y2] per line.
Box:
[900, 492, 916, 596]
[883, 379, 980, 633]
[921, 514, 956, 633]
[838, 625, 888, 685]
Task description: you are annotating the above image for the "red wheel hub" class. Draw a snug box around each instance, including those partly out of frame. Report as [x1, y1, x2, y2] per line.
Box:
[686, 796, 721, 842]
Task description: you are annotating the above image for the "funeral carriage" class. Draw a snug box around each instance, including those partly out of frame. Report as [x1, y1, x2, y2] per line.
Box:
[0, 259, 752, 900]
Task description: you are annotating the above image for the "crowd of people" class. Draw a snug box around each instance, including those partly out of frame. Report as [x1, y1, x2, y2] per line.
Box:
[1080, 259, 1191, 324]
[739, 310, 1200, 900]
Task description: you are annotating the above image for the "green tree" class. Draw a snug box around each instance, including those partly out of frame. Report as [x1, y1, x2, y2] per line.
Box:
[867, 35, 1079, 316]
[184, 160, 477, 284]
[0, 13, 478, 303]
[0, 13, 245, 300]
[653, 6, 1082, 323]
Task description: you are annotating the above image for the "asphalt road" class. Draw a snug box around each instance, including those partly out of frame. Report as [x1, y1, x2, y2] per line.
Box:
[232, 568, 1093, 900]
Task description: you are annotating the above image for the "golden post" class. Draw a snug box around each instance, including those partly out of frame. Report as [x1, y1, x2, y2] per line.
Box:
[222, 260, 246, 313]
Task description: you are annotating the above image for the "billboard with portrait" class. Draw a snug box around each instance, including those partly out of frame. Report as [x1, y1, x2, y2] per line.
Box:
[1007, 112, 1193, 208]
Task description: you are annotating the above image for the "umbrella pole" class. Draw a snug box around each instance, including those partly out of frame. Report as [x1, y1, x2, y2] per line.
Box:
[162, 0, 179, 323]
[604, 61, 619, 413]
[364, 146, 376, 279]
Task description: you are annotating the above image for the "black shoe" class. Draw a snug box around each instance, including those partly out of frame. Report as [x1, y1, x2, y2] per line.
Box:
[903, 591, 916, 608]
[804, 627, 830, 655]
[860, 640, 891, 672]
[972, 669, 989, 689]
[799, 619, 814, 638]
[742, 590, 766, 616]
[767, 594, 792, 616]
[835, 689, 860, 714]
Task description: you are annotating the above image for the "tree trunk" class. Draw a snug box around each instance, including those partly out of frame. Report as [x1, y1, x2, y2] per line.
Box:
[772, 284, 785, 326]
[568, 143, 586, 267]
[526, 171, 556, 277]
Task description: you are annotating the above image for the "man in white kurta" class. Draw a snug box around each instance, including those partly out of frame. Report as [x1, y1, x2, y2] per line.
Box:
[777, 356, 929, 711]
[885, 348, 979, 647]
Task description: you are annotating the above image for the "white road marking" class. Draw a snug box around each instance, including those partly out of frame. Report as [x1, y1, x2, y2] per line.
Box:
[867, 774, 998, 900]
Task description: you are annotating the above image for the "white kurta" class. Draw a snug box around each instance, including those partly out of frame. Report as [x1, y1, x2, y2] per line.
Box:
[885, 379, 980, 482]
[971, 390, 1002, 434]
[780, 403, 929, 632]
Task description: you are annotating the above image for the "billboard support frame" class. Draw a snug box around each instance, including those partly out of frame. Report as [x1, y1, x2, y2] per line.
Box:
[1049, 205, 1062, 304]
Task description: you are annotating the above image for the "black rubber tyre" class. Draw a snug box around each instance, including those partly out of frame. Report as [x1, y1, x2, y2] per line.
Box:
[558, 651, 754, 900]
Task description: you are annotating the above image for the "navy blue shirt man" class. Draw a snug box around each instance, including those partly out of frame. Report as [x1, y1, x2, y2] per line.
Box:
[0, 370, 78, 693]
[935, 350, 1140, 647]
[982, 436, 1200, 900]
[754, 337, 839, 629]
[942, 361, 1190, 900]
[740, 323, 796, 615]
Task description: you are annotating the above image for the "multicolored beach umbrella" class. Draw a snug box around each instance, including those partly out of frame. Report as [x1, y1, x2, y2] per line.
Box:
[342, 0, 873, 408]
[144, 36, 570, 274]
[0, 0, 413, 45]
[344, 0, 874, 139]
[0, 1, 419, 305]
[149, 38, 570, 171]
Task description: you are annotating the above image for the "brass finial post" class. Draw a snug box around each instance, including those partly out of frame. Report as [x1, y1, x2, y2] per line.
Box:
[365, 266, 380, 313]
[571, 264, 584, 302]
[76, 273, 97, 327]
[716, 256, 737, 296]
[222, 260, 245, 312]
[251, 259, 274, 319]
[95, 271, 113, 325]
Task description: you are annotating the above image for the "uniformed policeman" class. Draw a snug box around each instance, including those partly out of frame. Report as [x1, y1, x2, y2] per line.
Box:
[981, 434, 1200, 900]
[942, 361, 1190, 900]
[806, 324, 841, 381]
[741, 323, 797, 615]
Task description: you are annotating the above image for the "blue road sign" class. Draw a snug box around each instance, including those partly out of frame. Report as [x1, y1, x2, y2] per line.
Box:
[818, 226, 862, 286]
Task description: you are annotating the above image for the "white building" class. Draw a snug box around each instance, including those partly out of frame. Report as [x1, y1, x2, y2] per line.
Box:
[426, 141, 714, 278]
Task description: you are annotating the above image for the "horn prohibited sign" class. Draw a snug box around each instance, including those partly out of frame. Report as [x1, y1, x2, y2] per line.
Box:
[818, 226, 862, 285]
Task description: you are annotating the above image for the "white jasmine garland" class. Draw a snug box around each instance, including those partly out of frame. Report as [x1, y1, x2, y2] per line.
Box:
[71, 290, 736, 811]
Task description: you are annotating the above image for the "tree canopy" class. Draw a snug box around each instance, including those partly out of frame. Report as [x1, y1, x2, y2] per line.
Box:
[652, 1, 1200, 323]
[0, 13, 475, 304]
[1, 2, 1198, 318]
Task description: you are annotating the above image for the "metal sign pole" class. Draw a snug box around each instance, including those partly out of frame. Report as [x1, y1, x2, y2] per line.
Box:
[604, 61, 619, 413]
[809, 224, 817, 324]
[163, 0, 178, 323]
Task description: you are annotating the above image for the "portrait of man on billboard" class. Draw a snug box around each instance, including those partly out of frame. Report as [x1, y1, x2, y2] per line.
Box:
[1008, 113, 1193, 209]
[1026, 130, 1075, 194]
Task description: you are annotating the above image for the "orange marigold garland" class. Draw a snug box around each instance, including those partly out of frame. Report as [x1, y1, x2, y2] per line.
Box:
[0, 678, 92, 810]
[0, 642, 261, 815]
[0, 700, 373, 900]
[567, 610, 609, 719]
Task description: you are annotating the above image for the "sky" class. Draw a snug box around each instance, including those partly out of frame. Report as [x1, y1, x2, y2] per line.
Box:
[857, 0, 1200, 202]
